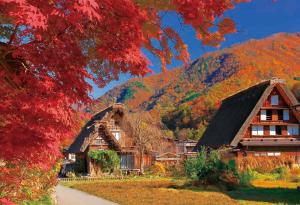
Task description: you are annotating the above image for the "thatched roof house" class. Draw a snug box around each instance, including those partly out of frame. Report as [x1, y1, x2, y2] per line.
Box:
[194, 79, 300, 160]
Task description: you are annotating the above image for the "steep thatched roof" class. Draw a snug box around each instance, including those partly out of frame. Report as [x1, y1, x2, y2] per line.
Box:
[194, 79, 300, 151]
[68, 104, 124, 153]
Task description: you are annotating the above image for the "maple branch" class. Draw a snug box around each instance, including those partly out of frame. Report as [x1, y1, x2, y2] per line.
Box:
[8, 24, 19, 45]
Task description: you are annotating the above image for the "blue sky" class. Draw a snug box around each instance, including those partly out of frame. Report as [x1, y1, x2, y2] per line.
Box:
[90, 0, 300, 99]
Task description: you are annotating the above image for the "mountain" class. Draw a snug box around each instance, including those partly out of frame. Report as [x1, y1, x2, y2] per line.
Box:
[91, 32, 300, 140]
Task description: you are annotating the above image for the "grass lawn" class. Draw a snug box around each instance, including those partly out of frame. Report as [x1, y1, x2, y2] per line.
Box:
[61, 178, 300, 205]
[229, 179, 300, 205]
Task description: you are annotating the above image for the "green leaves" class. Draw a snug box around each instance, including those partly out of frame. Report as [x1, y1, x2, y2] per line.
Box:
[184, 147, 238, 185]
[88, 150, 120, 173]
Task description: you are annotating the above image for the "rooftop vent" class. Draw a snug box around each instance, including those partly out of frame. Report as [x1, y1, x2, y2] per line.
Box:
[270, 78, 286, 84]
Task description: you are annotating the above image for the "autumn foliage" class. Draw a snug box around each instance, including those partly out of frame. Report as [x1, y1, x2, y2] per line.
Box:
[0, 0, 245, 202]
[94, 33, 300, 142]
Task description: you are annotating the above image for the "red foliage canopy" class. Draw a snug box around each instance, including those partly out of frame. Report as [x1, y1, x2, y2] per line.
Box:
[0, 0, 247, 201]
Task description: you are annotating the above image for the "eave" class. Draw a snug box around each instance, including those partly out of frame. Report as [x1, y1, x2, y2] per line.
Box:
[240, 138, 300, 146]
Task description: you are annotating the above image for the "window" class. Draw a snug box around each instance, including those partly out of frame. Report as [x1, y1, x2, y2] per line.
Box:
[270, 125, 276, 136]
[252, 126, 264, 136]
[278, 110, 283, 121]
[112, 131, 121, 140]
[69, 154, 76, 161]
[261, 110, 272, 121]
[254, 152, 267, 157]
[267, 152, 281, 157]
[287, 125, 299, 136]
[283, 110, 289, 121]
[260, 110, 266, 121]
[270, 125, 282, 135]
[271, 95, 279, 105]
[266, 110, 272, 120]
[275, 126, 282, 135]
[120, 154, 134, 170]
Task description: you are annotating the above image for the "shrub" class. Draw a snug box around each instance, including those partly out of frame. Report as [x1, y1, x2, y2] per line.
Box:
[66, 171, 76, 178]
[150, 162, 166, 176]
[184, 147, 239, 187]
[272, 166, 289, 180]
[239, 170, 255, 187]
[0, 161, 59, 203]
[88, 150, 120, 173]
[167, 163, 185, 177]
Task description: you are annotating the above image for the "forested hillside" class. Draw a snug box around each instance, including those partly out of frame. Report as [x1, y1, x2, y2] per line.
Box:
[92, 33, 300, 140]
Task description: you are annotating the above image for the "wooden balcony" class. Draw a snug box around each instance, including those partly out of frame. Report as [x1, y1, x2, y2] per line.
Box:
[261, 106, 290, 110]
[251, 121, 299, 125]
[240, 137, 300, 146]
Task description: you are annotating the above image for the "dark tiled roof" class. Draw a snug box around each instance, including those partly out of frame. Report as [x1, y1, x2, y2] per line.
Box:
[194, 81, 270, 150]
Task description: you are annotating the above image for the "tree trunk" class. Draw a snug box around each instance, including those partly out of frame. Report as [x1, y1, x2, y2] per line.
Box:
[140, 150, 144, 175]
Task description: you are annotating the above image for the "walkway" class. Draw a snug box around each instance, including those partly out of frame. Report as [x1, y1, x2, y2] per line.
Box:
[56, 184, 118, 205]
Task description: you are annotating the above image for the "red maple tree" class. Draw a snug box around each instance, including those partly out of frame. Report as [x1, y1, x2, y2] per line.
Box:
[0, 0, 247, 202]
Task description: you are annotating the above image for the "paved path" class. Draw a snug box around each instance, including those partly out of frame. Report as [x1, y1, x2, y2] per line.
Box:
[56, 184, 118, 205]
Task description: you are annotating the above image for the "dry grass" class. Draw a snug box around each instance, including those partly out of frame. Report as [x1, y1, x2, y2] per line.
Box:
[61, 178, 300, 205]
[62, 178, 239, 205]
[236, 156, 296, 173]
[251, 179, 300, 189]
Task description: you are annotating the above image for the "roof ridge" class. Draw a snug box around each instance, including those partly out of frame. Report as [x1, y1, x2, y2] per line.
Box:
[222, 80, 271, 103]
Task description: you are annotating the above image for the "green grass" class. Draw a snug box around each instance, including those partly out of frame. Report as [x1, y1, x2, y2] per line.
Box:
[229, 187, 300, 205]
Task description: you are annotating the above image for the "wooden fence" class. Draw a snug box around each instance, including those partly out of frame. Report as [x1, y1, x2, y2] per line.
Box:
[59, 175, 128, 181]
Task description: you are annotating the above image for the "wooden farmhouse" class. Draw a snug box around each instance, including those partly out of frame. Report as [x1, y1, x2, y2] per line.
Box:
[68, 104, 152, 175]
[194, 79, 300, 162]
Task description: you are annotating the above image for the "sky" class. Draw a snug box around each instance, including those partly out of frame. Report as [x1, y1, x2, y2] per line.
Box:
[90, 0, 300, 99]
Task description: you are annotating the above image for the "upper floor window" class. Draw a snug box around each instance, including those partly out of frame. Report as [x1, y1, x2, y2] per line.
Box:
[261, 110, 272, 121]
[269, 125, 282, 136]
[271, 95, 279, 105]
[287, 125, 299, 136]
[269, 125, 276, 136]
[112, 131, 121, 141]
[283, 109, 289, 121]
[260, 110, 266, 121]
[252, 125, 264, 136]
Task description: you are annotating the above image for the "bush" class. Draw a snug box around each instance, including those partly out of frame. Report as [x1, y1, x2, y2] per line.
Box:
[272, 166, 289, 180]
[167, 163, 185, 177]
[0, 161, 59, 203]
[88, 150, 120, 173]
[184, 147, 239, 187]
[239, 170, 255, 187]
[66, 171, 76, 178]
[150, 162, 166, 176]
